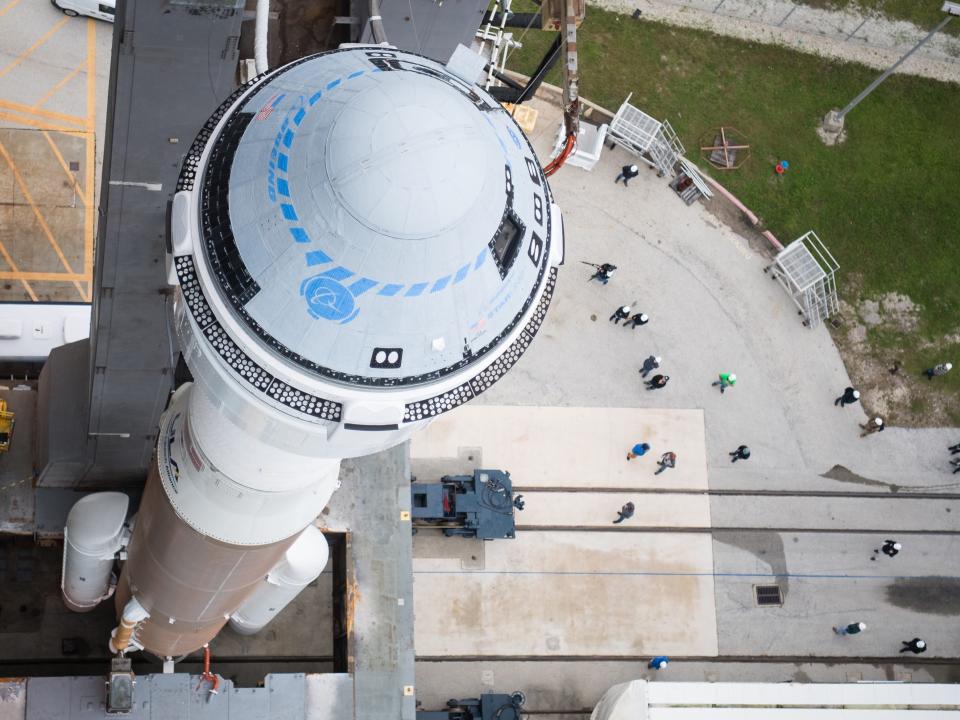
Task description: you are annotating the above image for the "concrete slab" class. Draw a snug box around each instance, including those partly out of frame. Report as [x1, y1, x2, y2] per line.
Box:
[709, 495, 960, 532]
[411, 406, 708, 490]
[515, 491, 711, 529]
[413, 531, 718, 657]
[712, 532, 960, 658]
[0, 128, 88, 302]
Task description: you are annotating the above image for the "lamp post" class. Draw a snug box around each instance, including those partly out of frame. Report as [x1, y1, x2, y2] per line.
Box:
[820, 2, 959, 142]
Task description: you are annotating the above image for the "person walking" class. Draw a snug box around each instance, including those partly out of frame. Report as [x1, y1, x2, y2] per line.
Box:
[609, 305, 631, 324]
[645, 374, 669, 390]
[615, 164, 640, 187]
[860, 417, 885, 437]
[950, 458, 960, 474]
[835, 387, 860, 407]
[624, 312, 649, 329]
[627, 443, 650, 460]
[729, 445, 751, 463]
[880, 539, 902, 557]
[589, 263, 617, 285]
[655, 452, 677, 475]
[613, 502, 635, 524]
[900, 638, 927, 654]
[924, 362, 953, 380]
[834, 622, 866, 636]
[640, 355, 662, 378]
[712, 372, 736, 394]
[949, 442, 960, 454]
[648, 656, 670, 670]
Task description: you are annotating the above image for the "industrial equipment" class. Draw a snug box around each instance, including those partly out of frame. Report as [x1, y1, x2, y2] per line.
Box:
[412, 470, 524, 540]
[418, 692, 526, 720]
[0, 399, 14, 453]
[60, 45, 563, 659]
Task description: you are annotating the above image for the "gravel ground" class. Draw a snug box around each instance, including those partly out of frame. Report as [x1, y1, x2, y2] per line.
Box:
[590, 0, 960, 84]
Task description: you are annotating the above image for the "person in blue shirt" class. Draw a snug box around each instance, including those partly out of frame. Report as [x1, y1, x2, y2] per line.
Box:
[627, 442, 650, 460]
[648, 656, 669, 670]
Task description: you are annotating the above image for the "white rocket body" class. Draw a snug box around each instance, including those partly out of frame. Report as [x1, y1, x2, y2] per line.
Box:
[63, 46, 563, 657]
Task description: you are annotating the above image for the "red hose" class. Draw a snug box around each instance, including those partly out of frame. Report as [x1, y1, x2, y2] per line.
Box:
[198, 644, 220, 696]
[544, 133, 576, 177]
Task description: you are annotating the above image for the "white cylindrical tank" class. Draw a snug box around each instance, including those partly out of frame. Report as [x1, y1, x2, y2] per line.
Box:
[62, 492, 129, 612]
[229, 524, 329, 635]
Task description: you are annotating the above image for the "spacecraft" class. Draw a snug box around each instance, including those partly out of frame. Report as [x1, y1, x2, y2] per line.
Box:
[60, 46, 563, 658]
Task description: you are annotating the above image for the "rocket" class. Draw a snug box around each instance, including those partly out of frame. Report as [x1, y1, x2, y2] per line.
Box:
[61, 46, 563, 658]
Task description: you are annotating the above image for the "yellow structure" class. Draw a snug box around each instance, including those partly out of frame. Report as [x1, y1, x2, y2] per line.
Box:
[0, 399, 14, 453]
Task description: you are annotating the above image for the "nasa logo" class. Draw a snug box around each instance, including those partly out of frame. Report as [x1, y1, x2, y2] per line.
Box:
[300, 275, 359, 324]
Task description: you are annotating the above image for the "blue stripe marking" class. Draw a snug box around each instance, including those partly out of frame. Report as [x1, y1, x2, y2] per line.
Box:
[377, 283, 403, 297]
[280, 203, 298, 221]
[309, 91, 322, 105]
[405, 283, 428, 297]
[277, 153, 288, 172]
[349, 278, 378, 296]
[282, 129, 294, 148]
[277, 179, 290, 197]
[321, 266, 354, 281]
[430, 275, 451, 293]
[306, 250, 331, 265]
[293, 108, 306, 126]
[290, 228, 310, 244]
[454, 263, 470, 284]
[270, 93, 285, 108]
[474, 248, 487, 270]
[326, 78, 341, 90]
[348, 70, 365, 79]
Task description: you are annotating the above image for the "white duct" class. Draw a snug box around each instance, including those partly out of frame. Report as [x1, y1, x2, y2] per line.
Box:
[61, 492, 129, 612]
[254, 0, 269, 75]
[228, 524, 329, 635]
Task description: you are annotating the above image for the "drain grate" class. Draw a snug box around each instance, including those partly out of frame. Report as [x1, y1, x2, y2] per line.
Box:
[754, 584, 783, 606]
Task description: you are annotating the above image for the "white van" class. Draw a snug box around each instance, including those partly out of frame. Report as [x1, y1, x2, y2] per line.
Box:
[51, 0, 115, 22]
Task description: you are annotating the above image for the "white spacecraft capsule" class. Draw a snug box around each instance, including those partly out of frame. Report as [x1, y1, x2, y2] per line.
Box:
[66, 47, 563, 657]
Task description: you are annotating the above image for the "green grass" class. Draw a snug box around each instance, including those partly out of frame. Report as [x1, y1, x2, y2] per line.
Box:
[795, 0, 960, 36]
[506, 7, 960, 419]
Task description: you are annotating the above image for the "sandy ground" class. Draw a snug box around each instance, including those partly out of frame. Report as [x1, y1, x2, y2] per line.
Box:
[591, 0, 960, 84]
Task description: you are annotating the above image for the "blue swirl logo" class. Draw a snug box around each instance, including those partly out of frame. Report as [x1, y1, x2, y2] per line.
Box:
[300, 276, 359, 324]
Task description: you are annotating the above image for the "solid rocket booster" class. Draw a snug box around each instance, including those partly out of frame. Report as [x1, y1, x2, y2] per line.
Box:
[72, 46, 564, 657]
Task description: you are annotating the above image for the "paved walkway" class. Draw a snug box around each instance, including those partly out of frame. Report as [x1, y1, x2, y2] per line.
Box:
[592, 0, 960, 84]
[483, 96, 957, 490]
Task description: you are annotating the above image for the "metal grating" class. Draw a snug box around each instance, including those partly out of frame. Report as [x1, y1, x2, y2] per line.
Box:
[754, 584, 783, 606]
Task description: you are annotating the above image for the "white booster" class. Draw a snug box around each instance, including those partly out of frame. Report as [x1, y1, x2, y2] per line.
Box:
[64, 46, 563, 658]
[61, 492, 129, 613]
[229, 524, 329, 635]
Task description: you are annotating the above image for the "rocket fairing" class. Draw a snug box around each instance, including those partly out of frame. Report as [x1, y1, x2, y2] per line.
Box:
[64, 46, 563, 657]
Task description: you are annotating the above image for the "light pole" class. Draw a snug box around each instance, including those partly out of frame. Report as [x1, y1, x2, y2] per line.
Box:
[820, 2, 959, 142]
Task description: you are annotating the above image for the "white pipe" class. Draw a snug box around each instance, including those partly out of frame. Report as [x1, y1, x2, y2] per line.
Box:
[61, 492, 129, 613]
[254, 0, 269, 75]
[110, 596, 150, 654]
[228, 524, 329, 635]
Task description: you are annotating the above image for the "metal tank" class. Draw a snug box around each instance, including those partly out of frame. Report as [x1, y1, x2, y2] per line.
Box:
[63, 46, 563, 658]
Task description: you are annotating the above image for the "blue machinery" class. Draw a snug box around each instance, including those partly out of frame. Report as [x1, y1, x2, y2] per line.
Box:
[411, 470, 524, 540]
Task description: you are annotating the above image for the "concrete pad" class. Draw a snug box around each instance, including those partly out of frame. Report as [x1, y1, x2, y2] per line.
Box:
[516, 491, 711, 529]
[410, 406, 708, 490]
[413, 531, 718, 657]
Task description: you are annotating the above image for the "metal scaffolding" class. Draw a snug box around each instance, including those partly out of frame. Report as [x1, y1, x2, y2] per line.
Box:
[607, 93, 684, 177]
[766, 231, 840, 328]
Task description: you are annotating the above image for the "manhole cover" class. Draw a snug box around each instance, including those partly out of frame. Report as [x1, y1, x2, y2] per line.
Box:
[754, 584, 783, 606]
